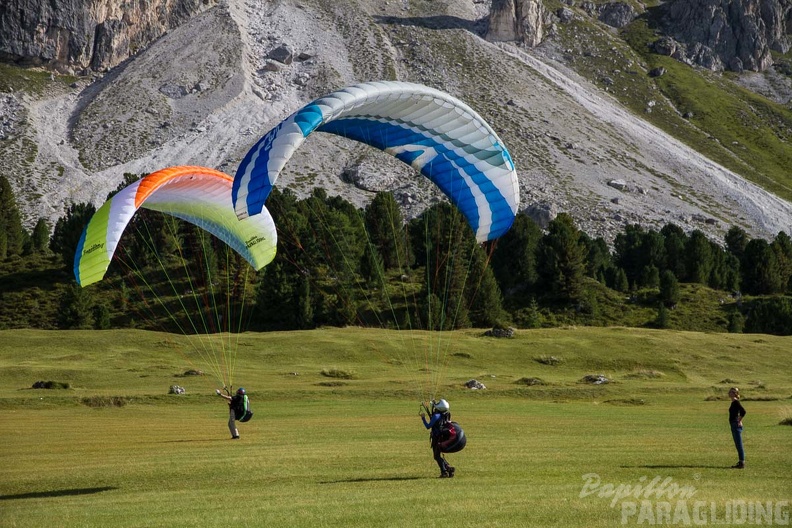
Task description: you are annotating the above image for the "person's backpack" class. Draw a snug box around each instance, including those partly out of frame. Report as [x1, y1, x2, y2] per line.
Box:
[233, 394, 254, 422]
[438, 422, 466, 453]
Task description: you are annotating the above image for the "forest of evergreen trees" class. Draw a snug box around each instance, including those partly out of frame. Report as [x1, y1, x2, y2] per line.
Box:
[2, 174, 792, 335]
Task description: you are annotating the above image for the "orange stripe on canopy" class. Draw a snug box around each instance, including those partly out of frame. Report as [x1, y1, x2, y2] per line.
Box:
[134, 166, 233, 208]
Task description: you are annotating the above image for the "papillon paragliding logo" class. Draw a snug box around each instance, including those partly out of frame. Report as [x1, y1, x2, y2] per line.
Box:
[231, 80, 521, 402]
[74, 165, 278, 389]
[81, 242, 105, 256]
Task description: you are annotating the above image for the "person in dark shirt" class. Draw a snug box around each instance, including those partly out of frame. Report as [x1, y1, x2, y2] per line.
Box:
[216, 387, 248, 439]
[728, 387, 746, 469]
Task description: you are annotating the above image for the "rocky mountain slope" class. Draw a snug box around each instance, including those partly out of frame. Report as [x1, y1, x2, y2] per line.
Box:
[2, 0, 792, 245]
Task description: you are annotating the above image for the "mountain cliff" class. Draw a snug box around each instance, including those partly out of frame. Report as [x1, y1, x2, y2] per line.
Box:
[1, 0, 792, 245]
[0, 0, 216, 73]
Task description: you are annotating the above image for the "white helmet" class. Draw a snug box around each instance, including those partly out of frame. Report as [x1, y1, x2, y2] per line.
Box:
[433, 399, 449, 413]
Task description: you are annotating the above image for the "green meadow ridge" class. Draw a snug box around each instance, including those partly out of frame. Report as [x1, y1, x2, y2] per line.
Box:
[2, 326, 790, 399]
[0, 327, 790, 527]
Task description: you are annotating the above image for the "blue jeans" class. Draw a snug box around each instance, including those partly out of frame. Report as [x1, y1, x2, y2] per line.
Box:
[730, 422, 745, 461]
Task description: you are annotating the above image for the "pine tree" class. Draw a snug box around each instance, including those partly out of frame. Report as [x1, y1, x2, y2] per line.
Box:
[744, 297, 792, 335]
[0, 175, 25, 259]
[364, 192, 410, 270]
[31, 218, 50, 253]
[709, 247, 740, 291]
[303, 190, 365, 283]
[685, 230, 714, 284]
[725, 226, 749, 261]
[741, 239, 783, 295]
[661, 223, 688, 280]
[360, 243, 385, 288]
[490, 213, 542, 298]
[613, 267, 630, 293]
[615, 225, 666, 286]
[614, 224, 645, 286]
[50, 202, 96, 270]
[254, 259, 297, 330]
[329, 287, 357, 327]
[537, 213, 586, 302]
[655, 304, 671, 329]
[581, 234, 612, 280]
[727, 311, 744, 333]
[419, 292, 444, 331]
[522, 298, 543, 329]
[640, 264, 660, 289]
[659, 270, 680, 307]
[410, 203, 474, 330]
[158, 215, 184, 265]
[58, 284, 95, 329]
[94, 304, 111, 329]
[296, 278, 315, 329]
[642, 230, 667, 273]
[468, 250, 507, 327]
[771, 231, 792, 292]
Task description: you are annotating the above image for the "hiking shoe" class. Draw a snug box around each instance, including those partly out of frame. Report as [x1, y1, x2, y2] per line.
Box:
[731, 461, 745, 469]
[439, 472, 450, 478]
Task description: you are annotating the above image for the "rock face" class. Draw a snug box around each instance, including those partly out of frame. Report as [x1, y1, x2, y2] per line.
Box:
[594, 2, 636, 28]
[486, 0, 548, 47]
[3, 0, 792, 246]
[0, 0, 215, 73]
[657, 0, 790, 72]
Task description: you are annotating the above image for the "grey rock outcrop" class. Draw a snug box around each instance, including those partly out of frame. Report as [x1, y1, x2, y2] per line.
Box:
[584, 2, 636, 28]
[657, 0, 788, 72]
[0, 0, 215, 73]
[486, 0, 548, 47]
[599, 2, 636, 27]
[3, 0, 792, 247]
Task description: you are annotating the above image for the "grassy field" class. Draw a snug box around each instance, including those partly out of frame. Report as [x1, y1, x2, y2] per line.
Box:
[1, 327, 790, 527]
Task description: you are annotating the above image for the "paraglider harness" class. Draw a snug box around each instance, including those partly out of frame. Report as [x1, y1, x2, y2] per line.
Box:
[421, 402, 466, 454]
[227, 389, 253, 422]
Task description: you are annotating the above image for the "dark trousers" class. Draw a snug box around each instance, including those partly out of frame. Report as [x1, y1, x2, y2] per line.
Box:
[432, 444, 449, 473]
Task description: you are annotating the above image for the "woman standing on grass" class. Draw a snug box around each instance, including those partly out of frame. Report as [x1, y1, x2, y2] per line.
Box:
[728, 387, 746, 469]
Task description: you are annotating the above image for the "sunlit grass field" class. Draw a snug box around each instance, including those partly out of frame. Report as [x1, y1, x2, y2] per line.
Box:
[1, 327, 790, 527]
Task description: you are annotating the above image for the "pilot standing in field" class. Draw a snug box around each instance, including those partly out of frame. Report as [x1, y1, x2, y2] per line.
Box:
[216, 387, 249, 439]
[420, 399, 460, 478]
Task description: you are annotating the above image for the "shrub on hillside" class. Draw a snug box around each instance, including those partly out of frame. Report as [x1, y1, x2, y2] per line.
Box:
[321, 368, 357, 379]
[80, 396, 128, 407]
[32, 380, 71, 389]
[515, 377, 544, 386]
[744, 297, 792, 335]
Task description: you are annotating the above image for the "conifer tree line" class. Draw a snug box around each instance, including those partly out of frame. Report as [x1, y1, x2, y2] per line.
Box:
[2, 174, 792, 334]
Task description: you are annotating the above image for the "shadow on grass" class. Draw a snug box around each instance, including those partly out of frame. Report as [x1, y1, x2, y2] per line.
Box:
[161, 439, 230, 443]
[320, 476, 428, 484]
[621, 465, 730, 469]
[0, 487, 117, 500]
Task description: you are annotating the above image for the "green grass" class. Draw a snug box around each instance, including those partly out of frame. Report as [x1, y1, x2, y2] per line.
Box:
[0, 63, 76, 94]
[1, 327, 790, 527]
